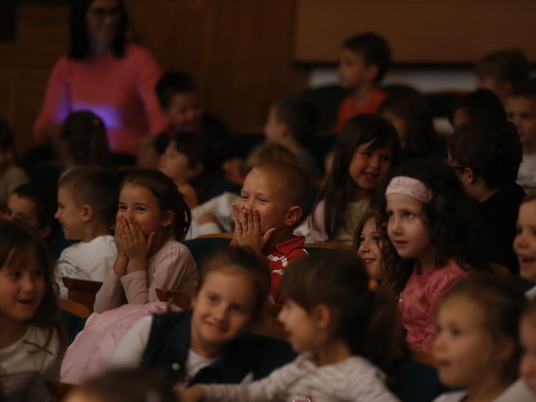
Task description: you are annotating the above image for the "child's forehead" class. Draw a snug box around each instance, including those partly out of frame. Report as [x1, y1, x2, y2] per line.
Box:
[169, 92, 200, 106]
[507, 95, 536, 108]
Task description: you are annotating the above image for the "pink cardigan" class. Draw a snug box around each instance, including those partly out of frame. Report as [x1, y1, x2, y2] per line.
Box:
[33, 43, 167, 155]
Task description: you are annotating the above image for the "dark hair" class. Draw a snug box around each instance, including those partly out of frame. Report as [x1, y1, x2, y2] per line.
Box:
[244, 143, 298, 173]
[0, 220, 65, 350]
[378, 92, 443, 158]
[510, 77, 536, 99]
[448, 120, 522, 189]
[476, 48, 530, 86]
[450, 89, 507, 127]
[281, 251, 404, 372]
[156, 71, 198, 111]
[353, 207, 384, 250]
[121, 170, 191, 241]
[10, 183, 57, 231]
[68, 0, 128, 60]
[60, 111, 111, 168]
[378, 160, 491, 294]
[58, 167, 119, 226]
[440, 274, 526, 385]
[168, 131, 210, 174]
[342, 32, 391, 82]
[198, 247, 270, 325]
[273, 96, 318, 147]
[71, 367, 176, 402]
[0, 117, 14, 150]
[314, 114, 401, 240]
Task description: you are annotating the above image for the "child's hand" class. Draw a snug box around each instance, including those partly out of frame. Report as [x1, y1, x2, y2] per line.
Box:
[179, 386, 205, 402]
[234, 206, 275, 254]
[120, 218, 155, 270]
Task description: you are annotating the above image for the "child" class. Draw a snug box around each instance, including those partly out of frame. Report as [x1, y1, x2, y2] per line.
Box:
[0, 117, 29, 208]
[93, 169, 198, 313]
[58, 111, 111, 177]
[355, 208, 387, 284]
[180, 251, 403, 401]
[108, 247, 293, 386]
[520, 297, 536, 399]
[449, 89, 507, 130]
[476, 48, 530, 102]
[305, 113, 401, 244]
[448, 119, 524, 273]
[335, 32, 391, 132]
[433, 274, 529, 401]
[0, 219, 65, 401]
[513, 190, 536, 298]
[264, 96, 321, 176]
[159, 131, 212, 208]
[380, 160, 490, 352]
[54, 167, 119, 299]
[232, 161, 310, 304]
[506, 78, 536, 192]
[377, 92, 445, 162]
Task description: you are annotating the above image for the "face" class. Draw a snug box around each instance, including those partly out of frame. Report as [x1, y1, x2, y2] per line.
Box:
[348, 141, 393, 198]
[5, 194, 40, 229]
[451, 107, 470, 130]
[55, 186, 85, 240]
[117, 184, 169, 237]
[379, 110, 407, 147]
[506, 96, 536, 153]
[357, 218, 383, 281]
[386, 193, 432, 261]
[434, 296, 506, 389]
[240, 168, 290, 234]
[159, 141, 194, 185]
[191, 270, 256, 357]
[476, 76, 511, 101]
[514, 200, 536, 282]
[166, 93, 204, 132]
[0, 250, 45, 331]
[338, 49, 372, 90]
[263, 106, 286, 143]
[86, 0, 122, 48]
[520, 316, 536, 398]
[278, 299, 324, 353]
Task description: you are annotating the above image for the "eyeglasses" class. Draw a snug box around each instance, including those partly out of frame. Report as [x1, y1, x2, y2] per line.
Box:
[88, 7, 121, 18]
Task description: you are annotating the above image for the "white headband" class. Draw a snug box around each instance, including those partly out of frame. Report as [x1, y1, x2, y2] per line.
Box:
[385, 176, 432, 203]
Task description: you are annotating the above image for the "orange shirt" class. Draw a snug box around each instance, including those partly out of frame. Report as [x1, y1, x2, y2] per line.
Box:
[335, 89, 387, 133]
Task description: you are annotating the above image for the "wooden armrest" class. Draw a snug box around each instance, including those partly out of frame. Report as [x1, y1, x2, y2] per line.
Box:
[62, 277, 103, 292]
[57, 297, 91, 318]
[155, 288, 192, 310]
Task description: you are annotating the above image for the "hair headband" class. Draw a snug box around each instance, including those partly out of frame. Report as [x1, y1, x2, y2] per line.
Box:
[385, 176, 432, 203]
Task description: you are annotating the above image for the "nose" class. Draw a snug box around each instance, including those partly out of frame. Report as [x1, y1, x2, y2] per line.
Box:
[389, 216, 402, 235]
[369, 155, 380, 169]
[54, 208, 60, 220]
[21, 273, 36, 293]
[514, 232, 526, 251]
[358, 239, 369, 255]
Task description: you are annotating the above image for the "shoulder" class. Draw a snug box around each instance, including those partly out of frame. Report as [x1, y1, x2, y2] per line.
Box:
[24, 325, 61, 359]
[123, 43, 159, 67]
[432, 390, 467, 402]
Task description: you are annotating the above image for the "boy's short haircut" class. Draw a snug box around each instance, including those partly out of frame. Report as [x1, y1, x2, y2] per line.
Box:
[156, 71, 198, 111]
[476, 48, 530, 85]
[0, 117, 14, 150]
[510, 77, 536, 99]
[342, 32, 391, 82]
[450, 89, 507, 123]
[11, 183, 57, 230]
[58, 167, 119, 225]
[273, 96, 318, 146]
[448, 119, 522, 189]
[245, 143, 298, 173]
[254, 161, 309, 213]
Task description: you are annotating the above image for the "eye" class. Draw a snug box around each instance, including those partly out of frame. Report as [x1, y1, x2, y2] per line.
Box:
[136, 207, 146, 212]
[207, 294, 219, 304]
[404, 211, 415, 218]
[32, 269, 44, 278]
[8, 270, 22, 279]
[380, 155, 391, 162]
[258, 197, 268, 203]
[372, 234, 381, 243]
[386, 210, 394, 218]
[118, 204, 126, 211]
[361, 151, 372, 157]
[231, 304, 247, 314]
[358, 235, 365, 245]
[507, 112, 515, 120]
[240, 194, 249, 200]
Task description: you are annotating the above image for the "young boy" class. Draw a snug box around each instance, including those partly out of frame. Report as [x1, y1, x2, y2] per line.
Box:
[54, 167, 119, 298]
[232, 161, 309, 303]
[448, 119, 524, 273]
[335, 32, 391, 132]
[476, 48, 530, 103]
[506, 78, 536, 192]
[264, 96, 321, 177]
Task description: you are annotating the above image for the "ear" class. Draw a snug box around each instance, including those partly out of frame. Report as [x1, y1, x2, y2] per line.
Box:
[161, 210, 175, 228]
[284, 206, 303, 227]
[463, 167, 476, 184]
[39, 225, 52, 239]
[312, 304, 331, 330]
[495, 336, 516, 363]
[365, 63, 380, 82]
[81, 205, 94, 223]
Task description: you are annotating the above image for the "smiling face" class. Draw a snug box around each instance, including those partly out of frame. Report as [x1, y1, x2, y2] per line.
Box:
[348, 141, 393, 199]
[520, 315, 536, 399]
[506, 96, 536, 154]
[514, 200, 536, 283]
[357, 218, 383, 281]
[338, 49, 373, 90]
[86, 0, 122, 49]
[190, 269, 256, 357]
[159, 141, 194, 185]
[55, 186, 85, 241]
[277, 299, 324, 353]
[166, 93, 204, 132]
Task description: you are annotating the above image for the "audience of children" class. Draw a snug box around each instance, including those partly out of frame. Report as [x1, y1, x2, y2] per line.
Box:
[54, 167, 119, 299]
[433, 274, 530, 401]
[232, 161, 309, 304]
[0, 118, 29, 208]
[93, 170, 198, 313]
[514, 190, 536, 298]
[335, 32, 391, 132]
[299, 113, 401, 244]
[377, 92, 445, 162]
[379, 160, 491, 352]
[180, 251, 404, 401]
[506, 78, 536, 192]
[0, 219, 65, 401]
[449, 89, 507, 130]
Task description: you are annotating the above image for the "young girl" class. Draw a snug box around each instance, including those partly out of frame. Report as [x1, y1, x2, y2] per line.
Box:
[377, 93, 445, 162]
[93, 169, 198, 313]
[108, 247, 293, 386]
[355, 208, 388, 284]
[0, 219, 65, 401]
[305, 113, 401, 244]
[513, 189, 536, 297]
[180, 250, 404, 401]
[433, 274, 528, 402]
[380, 160, 490, 352]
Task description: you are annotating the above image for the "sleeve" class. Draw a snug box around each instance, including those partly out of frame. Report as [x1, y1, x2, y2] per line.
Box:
[33, 57, 72, 143]
[93, 268, 125, 313]
[308, 201, 328, 242]
[54, 250, 70, 299]
[107, 315, 153, 369]
[120, 243, 198, 305]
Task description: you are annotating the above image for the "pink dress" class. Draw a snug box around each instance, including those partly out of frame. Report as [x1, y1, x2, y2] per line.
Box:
[398, 259, 467, 352]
